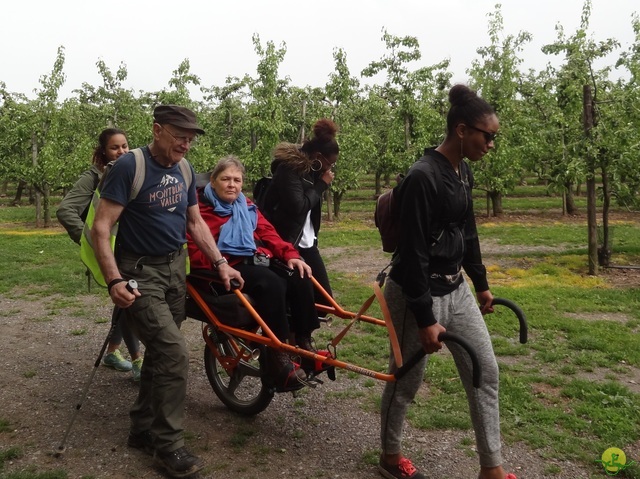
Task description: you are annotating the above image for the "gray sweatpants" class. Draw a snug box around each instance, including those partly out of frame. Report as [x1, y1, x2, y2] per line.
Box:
[380, 278, 503, 467]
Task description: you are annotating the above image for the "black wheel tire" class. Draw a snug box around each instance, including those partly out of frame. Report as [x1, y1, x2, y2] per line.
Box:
[203, 336, 273, 416]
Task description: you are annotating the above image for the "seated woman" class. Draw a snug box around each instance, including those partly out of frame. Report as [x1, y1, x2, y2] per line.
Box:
[187, 155, 320, 391]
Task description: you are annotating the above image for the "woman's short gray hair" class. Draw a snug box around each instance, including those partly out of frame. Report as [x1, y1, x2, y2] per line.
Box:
[210, 155, 246, 180]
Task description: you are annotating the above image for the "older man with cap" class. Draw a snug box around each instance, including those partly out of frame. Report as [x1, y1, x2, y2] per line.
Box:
[92, 104, 243, 478]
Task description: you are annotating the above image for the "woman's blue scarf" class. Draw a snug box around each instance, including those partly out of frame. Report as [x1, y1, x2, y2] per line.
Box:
[203, 183, 257, 257]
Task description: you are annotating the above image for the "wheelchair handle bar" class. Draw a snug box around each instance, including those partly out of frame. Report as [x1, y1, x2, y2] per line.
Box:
[395, 332, 481, 388]
[491, 297, 528, 344]
[393, 298, 527, 387]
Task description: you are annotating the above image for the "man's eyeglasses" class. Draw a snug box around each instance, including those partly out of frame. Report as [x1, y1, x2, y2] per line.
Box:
[159, 125, 197, 146]
[467, 124, 498, 144]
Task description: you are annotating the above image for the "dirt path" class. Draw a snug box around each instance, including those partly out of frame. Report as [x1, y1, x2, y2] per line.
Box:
[0, 285, 599, 478]
[3, 217, 639, 478]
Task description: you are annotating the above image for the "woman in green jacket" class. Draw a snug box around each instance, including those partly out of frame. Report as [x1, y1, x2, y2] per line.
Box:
[57, 128, 143, 380]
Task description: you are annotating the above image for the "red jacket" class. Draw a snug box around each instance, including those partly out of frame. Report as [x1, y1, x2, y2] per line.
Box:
[188, 191, 301, 270]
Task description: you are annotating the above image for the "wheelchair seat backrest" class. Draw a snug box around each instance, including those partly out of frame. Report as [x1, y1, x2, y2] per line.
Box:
[186, 274, 257, 329]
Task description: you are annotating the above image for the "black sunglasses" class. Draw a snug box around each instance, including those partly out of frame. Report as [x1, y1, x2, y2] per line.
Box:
[467, 124, 498, 144]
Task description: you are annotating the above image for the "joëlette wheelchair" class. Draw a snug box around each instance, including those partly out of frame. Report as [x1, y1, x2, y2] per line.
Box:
[184, 266, 528, 416]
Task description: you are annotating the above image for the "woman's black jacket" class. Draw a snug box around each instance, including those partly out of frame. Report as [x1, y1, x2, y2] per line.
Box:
[262, 157, 328, 247]
[389, 148, 489, 328]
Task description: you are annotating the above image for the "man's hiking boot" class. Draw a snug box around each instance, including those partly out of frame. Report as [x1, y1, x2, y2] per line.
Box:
[127, 430, 154, 456]
[379, 456, 426, 479]
[154, 446, 205, 478]
[103, 350, 132, 371]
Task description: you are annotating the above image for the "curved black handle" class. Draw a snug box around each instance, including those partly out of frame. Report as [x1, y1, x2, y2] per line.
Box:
[394, 332, 481, 388]
[491, 297, 528, 344]
[230, 279, 241, 290]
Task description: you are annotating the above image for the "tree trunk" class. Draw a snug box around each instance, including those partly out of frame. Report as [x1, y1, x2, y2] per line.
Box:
[586, 177, 597, 274]
[32, 131, 42, 228]
[12, 180, 27, 206]
[584, 85, 598, 275]
[404, 114, 410, 151]
[489, 190, 503, 217]
[0, 181, 7, 197]
[486, 191, 490, 217]
[375, 173, 382, 198]
[325, 190, 333, 222]
[43, 183, 51, 227]
[333, 191, 342, 220]
[564, 182, 579, 215]
[598, 158, 612, 267]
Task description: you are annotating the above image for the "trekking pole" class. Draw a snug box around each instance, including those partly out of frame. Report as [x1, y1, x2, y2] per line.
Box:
[54, 279, 137, 457]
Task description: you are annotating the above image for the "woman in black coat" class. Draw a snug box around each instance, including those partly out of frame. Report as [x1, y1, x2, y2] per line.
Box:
[261, 119, 338, 324]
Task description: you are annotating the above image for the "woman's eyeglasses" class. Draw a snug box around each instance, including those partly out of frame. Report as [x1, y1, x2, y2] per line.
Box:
[467, 125, 498, 144]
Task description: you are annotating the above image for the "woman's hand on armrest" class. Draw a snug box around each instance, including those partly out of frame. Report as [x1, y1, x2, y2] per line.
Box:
[287, 258, 312, 278]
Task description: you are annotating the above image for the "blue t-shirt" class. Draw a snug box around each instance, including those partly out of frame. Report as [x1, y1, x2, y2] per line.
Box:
[100, 146, 196, 256]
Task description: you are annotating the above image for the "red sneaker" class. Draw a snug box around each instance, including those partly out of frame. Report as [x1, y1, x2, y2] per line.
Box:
[379, 457, 426, 479]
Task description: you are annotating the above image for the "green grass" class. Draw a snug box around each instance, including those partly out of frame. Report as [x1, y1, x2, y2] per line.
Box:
[2, 185, 640, 476]
[0, 226, 87, 296]
[489, 195, 588, 212]
[320, 222, 382, 250]
[0, 205, 44, 223]
[478, 221, 640, 256]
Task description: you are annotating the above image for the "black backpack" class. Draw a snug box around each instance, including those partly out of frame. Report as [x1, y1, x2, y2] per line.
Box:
[374, 154, 443, 253]
[374, 182, 401, 254]
[252, 176, 272, 211]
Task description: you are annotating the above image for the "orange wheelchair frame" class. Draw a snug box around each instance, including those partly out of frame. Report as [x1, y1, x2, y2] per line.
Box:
[185, 269, 527, 416]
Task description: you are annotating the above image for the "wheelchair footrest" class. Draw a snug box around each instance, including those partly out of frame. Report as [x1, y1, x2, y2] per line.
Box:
[300, 350, 336, 381]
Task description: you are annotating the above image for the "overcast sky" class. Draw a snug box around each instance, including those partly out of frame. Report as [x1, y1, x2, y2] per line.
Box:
[2, 0, 637, 100]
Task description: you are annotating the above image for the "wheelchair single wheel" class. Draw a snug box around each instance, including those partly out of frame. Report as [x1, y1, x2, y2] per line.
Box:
[203, 330, 273, 415]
